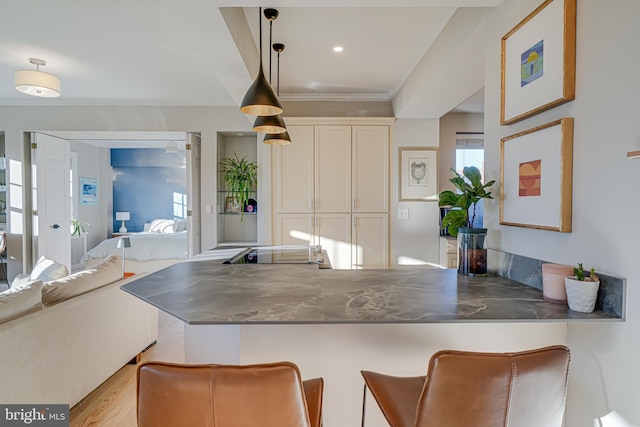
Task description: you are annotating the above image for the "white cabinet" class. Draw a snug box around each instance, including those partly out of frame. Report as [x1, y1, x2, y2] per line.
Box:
[274, 126, 314, 213]
[314, 126, 351, 213]
[352, 214, 388, 269]
[316, 214, 352, 269]
[352, 126, 389, 213]
[275, 213, 351, 269]
[272, 118, 393, 269]
[439, 236, 458, 269]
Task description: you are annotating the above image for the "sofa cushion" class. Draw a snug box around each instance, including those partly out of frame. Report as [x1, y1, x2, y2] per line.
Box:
[42, 256, 122, 306]
[30, 256, 69, 282]
[0, 280, 44, 324]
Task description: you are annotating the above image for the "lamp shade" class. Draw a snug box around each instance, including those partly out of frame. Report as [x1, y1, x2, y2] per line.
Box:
[240, 64, 283, 116]
[15, 69, 61, 98]
[116, 237, 131, 248]
[115, 212, 130, 221]
[253, 114, 287, 134]
[263, 131, 291, 146]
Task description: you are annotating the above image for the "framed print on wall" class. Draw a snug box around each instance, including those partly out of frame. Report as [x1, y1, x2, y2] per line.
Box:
[399, 147, 438, 201]
[500, 0, 576, 125]
[500, 118, 573, 232]
[80, 177, 98, 205]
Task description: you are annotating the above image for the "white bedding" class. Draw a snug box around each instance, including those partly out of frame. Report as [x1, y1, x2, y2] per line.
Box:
[81, 231, 188, 262]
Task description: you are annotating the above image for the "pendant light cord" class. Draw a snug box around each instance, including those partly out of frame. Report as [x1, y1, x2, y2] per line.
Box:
[269, 20, 273, 85]
[259, 7, 263, 70]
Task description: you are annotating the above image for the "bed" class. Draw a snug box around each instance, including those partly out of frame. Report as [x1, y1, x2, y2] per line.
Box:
[81, 219, 189, 274]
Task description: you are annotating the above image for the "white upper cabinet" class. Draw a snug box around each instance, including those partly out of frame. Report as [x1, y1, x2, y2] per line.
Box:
[314, 126, 351, 213]
[274, 126, 314, 213]
[352, 126, 389, 213]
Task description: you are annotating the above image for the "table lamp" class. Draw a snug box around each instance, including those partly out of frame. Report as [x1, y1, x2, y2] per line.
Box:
[115, 211, 130, 233]
[116, 237, 131, 278]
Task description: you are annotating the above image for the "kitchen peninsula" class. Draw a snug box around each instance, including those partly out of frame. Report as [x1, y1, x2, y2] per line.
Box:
[121, 247, 622, 427]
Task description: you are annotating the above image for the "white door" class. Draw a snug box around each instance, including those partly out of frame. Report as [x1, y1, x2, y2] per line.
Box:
[186, 132, 202, 257]
[32, 133, 71, 271]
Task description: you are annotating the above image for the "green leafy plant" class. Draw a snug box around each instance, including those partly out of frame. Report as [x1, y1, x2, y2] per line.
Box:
[573, 263, 599, 282]
[438, 166, 495, 236]
[218, 153, 258, 221]
[70, 218, 89, 236]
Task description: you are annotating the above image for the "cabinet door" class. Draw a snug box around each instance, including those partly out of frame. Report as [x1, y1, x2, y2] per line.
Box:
[274, 126, 314, 213]
[316, 213, 351, 269]
[275, 214, 314, 246]
[352, 214, 388, 269]
[314, 126, 351, 213]
[352, 126, 389, 213]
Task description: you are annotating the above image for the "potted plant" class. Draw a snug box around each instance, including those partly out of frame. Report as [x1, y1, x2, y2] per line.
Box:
[218, 153, 258, 221]
[438, 166, 495, 276]
[70, 218, 89, 236]
[564, 263, 600, 313]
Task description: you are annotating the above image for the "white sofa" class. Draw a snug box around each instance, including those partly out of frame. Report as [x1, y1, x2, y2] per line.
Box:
[0, 256, 158, 407]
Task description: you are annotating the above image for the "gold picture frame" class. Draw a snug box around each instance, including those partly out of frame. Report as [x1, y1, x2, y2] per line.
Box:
[500, 0, 576, 125]
[399, 147, 438, 201]
[500, 118, 573, 232]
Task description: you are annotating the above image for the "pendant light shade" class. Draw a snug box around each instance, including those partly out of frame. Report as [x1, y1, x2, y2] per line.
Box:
[240, 64, 283, 116]
[239, 8, 283, 116]
[15, 58, 61, 98]
[253, 113, 286, 134]
[264, 131, 291, 146]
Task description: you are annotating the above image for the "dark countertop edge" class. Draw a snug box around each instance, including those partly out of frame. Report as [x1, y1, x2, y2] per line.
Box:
[122, 287, 623, 326]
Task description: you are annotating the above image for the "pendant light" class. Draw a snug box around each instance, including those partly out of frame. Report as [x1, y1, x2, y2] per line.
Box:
[264, 42, 291, 146]
[253, 8, 287, 134]
[15, 58, 61, 98]
[240, 7, 283, 116]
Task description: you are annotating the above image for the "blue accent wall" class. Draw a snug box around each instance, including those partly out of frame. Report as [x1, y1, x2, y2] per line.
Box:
[111, 148, 186, 232]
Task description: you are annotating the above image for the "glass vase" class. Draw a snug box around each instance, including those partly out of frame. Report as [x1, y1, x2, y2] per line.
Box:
[457, 227, 487, 276]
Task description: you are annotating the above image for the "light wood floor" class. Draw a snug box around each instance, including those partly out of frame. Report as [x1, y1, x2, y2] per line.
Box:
[69, 310, 185, 427]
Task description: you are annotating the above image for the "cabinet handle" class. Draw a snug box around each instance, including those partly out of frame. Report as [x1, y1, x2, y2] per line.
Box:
[310, 199, 313, 211]
[315, 199, 319, 211]
[353, 198, 356, 210]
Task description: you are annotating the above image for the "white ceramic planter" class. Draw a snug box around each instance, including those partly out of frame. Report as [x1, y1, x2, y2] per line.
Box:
[564, 276, 600, 313]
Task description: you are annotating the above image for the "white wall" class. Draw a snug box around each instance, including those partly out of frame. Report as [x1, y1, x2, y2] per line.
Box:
[485, 1, 640, 425]
[69, 141, 111, 250]
[391, 119, 441, 266]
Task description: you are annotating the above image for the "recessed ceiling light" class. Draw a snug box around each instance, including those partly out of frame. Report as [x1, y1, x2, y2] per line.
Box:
[333, 46, 344, 53]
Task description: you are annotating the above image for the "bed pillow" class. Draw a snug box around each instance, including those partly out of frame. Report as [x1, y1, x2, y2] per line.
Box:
[29, 256, 69, 282]
[42, 255, 122, 306]
[149, 219, 178, 233]
[0, 280, 44, 324]
[176, 219, 188, 232]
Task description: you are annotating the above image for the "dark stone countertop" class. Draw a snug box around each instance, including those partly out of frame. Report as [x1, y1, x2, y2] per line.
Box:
[121, 256, 621, 325]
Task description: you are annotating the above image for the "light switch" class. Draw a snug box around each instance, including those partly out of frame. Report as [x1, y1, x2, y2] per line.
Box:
[206, 204, 213, 214]
[398, 208, 409, 220]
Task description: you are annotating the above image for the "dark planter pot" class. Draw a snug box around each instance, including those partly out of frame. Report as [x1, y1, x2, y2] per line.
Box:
[457, 227, 487, 276]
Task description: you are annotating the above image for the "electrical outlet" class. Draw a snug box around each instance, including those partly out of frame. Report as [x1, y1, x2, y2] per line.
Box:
[398, 208, 409, 220]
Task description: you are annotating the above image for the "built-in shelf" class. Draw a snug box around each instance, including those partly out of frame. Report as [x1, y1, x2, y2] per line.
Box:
[627, 150, 640, 159]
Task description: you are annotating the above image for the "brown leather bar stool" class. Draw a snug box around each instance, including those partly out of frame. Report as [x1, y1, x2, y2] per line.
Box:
[138, 361, 324, 427]
[361, 345, 570, 427]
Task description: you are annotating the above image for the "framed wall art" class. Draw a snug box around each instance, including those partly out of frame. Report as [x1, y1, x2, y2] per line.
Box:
[399, 147, 438, 201]
[500, 0, 576, 125]
[80, 177, 98, 205]
[500, 118, 573, 232]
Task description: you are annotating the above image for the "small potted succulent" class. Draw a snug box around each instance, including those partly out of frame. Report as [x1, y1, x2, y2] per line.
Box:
[564, 263, 600, 313]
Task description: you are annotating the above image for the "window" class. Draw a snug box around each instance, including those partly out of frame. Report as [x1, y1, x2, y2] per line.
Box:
[455, 133, 485, 227]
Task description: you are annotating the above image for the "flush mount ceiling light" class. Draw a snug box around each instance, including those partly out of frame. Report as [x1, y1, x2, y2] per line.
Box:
[15, 58, 61, 98]
[240, 7, 283, 117]
[333, 46, 344, 53]
[264, 42, 291, 146]
[253, 8, 287, 134]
